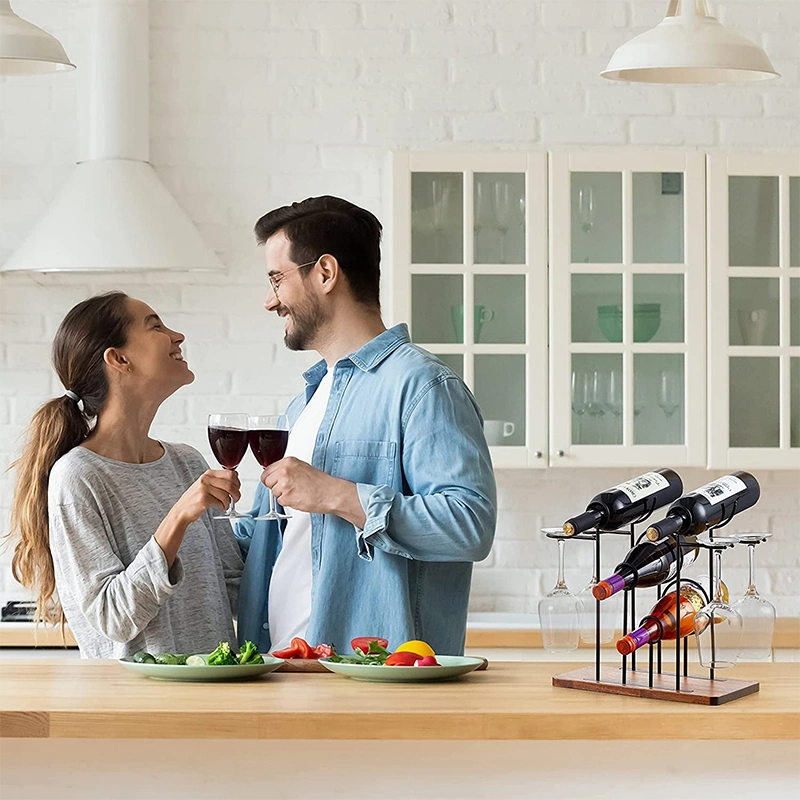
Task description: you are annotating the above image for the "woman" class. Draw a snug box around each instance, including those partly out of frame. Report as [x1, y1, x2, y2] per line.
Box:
[7, 292, 243, 658]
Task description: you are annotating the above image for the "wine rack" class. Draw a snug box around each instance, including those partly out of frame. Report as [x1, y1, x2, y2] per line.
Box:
[549, 510, 763, 706]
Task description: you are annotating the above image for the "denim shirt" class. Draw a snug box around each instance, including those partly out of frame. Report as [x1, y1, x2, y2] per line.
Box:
[234, 324, 496, 656]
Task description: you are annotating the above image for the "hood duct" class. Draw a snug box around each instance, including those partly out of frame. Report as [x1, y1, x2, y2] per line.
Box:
[2, 0, 223, 273]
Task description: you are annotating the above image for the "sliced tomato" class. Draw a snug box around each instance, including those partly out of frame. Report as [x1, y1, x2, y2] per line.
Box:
[271, 643, 302, 659]
[385, 651, 422, 666]
[290, 637, 314, 659]
[311, 643, 332, 658]
[350, 636, 389, 653]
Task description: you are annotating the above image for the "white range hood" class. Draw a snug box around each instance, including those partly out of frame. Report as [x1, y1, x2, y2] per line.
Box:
[2, 0, 222, 273]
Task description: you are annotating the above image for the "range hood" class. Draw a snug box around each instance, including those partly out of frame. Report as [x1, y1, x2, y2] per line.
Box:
[2, 0, 223, 273]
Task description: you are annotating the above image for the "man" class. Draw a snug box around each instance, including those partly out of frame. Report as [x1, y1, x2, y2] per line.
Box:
[235, 196, 496, 656]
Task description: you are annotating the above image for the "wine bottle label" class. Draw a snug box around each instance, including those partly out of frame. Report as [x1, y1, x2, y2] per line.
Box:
[693, 474, 747, 503]
[613, 471, 671, 503]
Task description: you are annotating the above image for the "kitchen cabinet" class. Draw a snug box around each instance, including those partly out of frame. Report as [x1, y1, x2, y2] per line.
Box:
[392, 149, 798, 469]
[392, 152, 548, 468]
[707, 154, 800, 468]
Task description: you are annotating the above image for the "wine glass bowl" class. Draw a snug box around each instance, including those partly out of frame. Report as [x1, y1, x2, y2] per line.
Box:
[248, 414, 291, 521]
[731, 533, 776, 661]
[693, 537, 743, 669]
[207, 413, 250, 519]
[538, 529, 581, 653]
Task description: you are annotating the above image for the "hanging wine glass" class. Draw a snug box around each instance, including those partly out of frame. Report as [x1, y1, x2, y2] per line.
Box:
[493, 180, 512, 264]
[571, 369, 589, 445]
[693, 537, 743, 669]
[731, 533, 776, 661]
[577, 185, 594, 263]
[576, 536, 619, 645]
[474, 180, 494, 262]
[538, 530, 581, 653]
[657, 368, 681, 444]
[585, 369, 607, 445]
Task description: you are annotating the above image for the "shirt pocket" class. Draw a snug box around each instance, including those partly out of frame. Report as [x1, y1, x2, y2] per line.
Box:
[333, 440, 397, 486]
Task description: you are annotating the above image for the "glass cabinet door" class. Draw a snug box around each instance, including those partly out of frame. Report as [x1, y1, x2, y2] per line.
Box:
[550, 151, 706, 467]
[393, 152, 547, 468]
[708, 155, 800, 468]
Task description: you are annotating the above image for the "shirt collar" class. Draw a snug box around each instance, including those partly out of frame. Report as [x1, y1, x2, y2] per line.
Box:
[302, 323, 410, 385]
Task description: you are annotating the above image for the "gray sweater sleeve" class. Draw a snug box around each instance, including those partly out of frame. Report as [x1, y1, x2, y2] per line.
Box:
[49, 498, 184, 644]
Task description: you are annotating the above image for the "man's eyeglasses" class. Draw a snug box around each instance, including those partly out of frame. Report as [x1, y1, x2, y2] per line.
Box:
[268, 257, 321, 295]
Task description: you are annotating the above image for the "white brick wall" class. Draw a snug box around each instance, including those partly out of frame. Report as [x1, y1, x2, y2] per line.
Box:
[1, 1, 798, 615]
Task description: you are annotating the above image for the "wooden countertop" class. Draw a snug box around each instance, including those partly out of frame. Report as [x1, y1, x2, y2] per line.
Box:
[1, 659, 797, 741]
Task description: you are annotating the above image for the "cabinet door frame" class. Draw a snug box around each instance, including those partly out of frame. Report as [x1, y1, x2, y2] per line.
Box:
[707, 153, 800, 469]
[391, 151, 548, 468]
[549, 149, 707, 468]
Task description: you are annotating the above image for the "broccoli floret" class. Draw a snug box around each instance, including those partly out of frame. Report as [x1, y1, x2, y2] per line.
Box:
[237, 640, 264, 665]
[207, 641, 237, 665]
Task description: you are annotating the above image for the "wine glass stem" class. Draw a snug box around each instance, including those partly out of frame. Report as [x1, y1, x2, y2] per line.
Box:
[556, 539, 567, 589]
[713, 550, 723, 602]
[227, 467, 238, 515]
[268, 487, 278, 517]
[747, 543, 757, 593]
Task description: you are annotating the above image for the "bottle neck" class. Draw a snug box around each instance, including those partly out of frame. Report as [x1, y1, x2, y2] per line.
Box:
[563, 508, 603, 536]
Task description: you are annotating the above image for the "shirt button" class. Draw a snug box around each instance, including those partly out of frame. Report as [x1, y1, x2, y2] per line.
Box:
[262, 623, 269, 630]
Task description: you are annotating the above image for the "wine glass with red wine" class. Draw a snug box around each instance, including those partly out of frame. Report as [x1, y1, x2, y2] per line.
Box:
[207, 413, 251, 519]
[248, 415, 291, 521]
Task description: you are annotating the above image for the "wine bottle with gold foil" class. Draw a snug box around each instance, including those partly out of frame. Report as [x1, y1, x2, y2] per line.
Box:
[616, 581, 725, 656]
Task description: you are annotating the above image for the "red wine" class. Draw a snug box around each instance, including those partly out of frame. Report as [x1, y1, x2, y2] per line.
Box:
[248, 429, 289, 468]
[593, 535, 699, 601]
[562, 469, 683, 536]
[645, 471, 760, 542]
[208, 426, 248, 469]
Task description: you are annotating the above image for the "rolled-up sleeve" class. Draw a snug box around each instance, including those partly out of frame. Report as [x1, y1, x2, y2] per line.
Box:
[49, 500, 182, 644]
[354, 376, 497, 563]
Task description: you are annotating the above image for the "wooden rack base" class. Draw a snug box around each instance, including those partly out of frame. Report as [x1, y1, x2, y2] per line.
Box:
[553, 665, 760, 706]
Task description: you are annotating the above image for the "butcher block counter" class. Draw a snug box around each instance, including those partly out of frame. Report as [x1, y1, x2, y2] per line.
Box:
[1, 659, 798, 800]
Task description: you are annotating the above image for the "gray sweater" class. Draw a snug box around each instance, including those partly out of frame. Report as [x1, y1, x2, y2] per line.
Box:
[48, 442, 243, 659]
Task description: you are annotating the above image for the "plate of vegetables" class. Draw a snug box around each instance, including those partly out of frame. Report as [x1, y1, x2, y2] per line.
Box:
[319, 638, 485, 683]
[119, 640, 283, 681]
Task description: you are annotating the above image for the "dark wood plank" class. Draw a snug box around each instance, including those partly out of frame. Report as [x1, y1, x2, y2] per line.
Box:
[0, 711, 50, 738]
[553, 665, 759, 705]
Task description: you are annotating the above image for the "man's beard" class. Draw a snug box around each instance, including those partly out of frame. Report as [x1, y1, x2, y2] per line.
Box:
[281, 295, 326, 351]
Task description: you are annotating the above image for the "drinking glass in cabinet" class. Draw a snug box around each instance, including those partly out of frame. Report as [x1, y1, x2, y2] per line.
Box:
[473, 173, 525, 264]
[538, 532, 581, 653]
[731, 533, 776, 661]
[474, 274, 525, 344]
[605, 369, 623, 438]
[411, 274, 463, 344]
[571, 172, 622, 264]
[694, 540, 743, 669]
[571, 369, 589, 444]
[571, 273, 622, 343]
[633, 354, 684, 446]
[728, 277, 779, 346]
[411, 172, 463, 264]
[633, 273, 684, 343]
[572, 354, 622, 445]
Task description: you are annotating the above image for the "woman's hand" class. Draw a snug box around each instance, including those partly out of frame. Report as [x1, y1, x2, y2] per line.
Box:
[155, 470, 241, 568]
[172, 469, 241, 525]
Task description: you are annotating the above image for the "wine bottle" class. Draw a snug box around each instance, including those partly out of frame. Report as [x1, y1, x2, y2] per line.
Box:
[616, 580, 727, 656]
[562, 469, 683, 536]
[645, 471, 760, 542]
[592, 535, 699, 601]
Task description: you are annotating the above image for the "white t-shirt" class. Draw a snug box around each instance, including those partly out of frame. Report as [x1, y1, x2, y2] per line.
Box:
[268, 369, 334, 652]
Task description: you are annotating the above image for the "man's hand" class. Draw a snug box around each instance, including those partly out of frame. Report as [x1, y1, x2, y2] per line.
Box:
[261, 457, 366, 528]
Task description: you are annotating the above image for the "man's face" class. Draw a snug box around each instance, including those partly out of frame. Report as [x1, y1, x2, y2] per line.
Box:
[263, 231, 327, 351]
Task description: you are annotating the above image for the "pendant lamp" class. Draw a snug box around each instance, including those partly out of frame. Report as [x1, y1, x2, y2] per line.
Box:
[0, 0, 74, 75]
[601, 0, 779, 84]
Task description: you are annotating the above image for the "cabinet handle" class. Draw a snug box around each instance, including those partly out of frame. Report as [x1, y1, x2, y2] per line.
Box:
[556, 450, 565, 457]
[534, 451, 542, 458]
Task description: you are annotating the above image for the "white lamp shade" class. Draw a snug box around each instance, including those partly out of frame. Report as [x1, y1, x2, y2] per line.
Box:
[0, 0, 74, 74]
[602, 2, 779, 84]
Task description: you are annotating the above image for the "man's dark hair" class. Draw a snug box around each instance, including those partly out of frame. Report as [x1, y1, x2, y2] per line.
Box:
[255, 196, 383, 307]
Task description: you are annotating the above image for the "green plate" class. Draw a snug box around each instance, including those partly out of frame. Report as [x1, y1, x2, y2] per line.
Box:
[118, 655, 284, 682]
[318, 655, 484, 683]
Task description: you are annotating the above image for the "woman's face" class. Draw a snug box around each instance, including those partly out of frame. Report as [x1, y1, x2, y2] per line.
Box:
[115, 298, 194, 397]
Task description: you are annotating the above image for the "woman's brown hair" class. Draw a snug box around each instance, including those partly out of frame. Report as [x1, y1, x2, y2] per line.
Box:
[6, 291, 132, 625]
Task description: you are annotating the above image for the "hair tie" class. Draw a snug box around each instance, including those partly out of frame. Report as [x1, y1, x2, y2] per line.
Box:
[64, 390, 85, 412]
